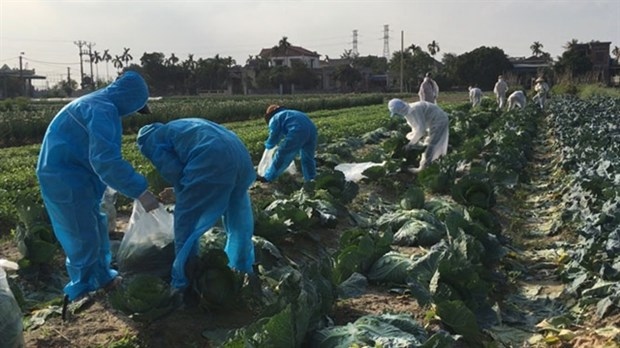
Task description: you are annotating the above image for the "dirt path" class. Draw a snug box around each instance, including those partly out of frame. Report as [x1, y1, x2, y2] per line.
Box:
[497, 116, 618, 347]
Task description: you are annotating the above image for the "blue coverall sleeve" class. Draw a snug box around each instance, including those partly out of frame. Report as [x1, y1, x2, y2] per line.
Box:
[264, 117, 282, 150]
[87, 110, 148, 199]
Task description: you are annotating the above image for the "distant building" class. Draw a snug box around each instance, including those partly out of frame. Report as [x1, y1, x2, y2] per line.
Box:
[0, 64, 46, 98]
[508, 56, 552, 88]
[258, 45, 321, 69]
[320, 57, 388, 92]
[572, 41, 612, 84]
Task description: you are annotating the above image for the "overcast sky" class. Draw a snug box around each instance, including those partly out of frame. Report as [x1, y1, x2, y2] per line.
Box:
[1, 0, 618, 88]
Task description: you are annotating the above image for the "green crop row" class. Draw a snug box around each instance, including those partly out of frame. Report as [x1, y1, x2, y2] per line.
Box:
[0, 94, 389, 148]
[0, 103, 392, 234]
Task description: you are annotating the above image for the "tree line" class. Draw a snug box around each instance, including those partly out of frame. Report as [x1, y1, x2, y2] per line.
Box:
[5, 37, 618, 98]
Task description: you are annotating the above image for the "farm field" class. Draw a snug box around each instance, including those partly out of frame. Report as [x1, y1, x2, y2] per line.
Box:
[1, 92, 619, 347]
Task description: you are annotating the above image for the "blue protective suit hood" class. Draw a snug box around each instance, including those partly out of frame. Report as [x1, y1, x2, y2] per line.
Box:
[99, 71, 149, 117]
[137, 122, 164, 159]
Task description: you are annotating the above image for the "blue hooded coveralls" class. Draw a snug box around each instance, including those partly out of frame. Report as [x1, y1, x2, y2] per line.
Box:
[137, 118, 256, 289]
[264, 108, 317, 182]
[36, 71, 150, 301]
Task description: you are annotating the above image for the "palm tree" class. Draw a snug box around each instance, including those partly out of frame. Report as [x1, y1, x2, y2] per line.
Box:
[166, 53, 179, 66]
[120, 48, 133, 68]
[91, 50, 102, 83]
[102, 49, 112, 81]
[427, 40, 440, 56]
[564, 39, 579, 51]
[181, 54, 198, 94]
[112, 55, 123, 72]
[273, 36, 292, 56]
[612, 46, 620, 63]
[530, 41, 544, 57]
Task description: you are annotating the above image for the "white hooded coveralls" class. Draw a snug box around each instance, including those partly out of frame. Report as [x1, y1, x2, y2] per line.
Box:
[507, 90, 527, 110]
[388, 99, 450, 169]
[418, 77, 439, 104]
[493, 78, 509, 109]
[469, 87, 482, 107]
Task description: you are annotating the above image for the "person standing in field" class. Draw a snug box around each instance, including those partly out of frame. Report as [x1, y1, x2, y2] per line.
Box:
[257, 104, 318, 183]
[468, 86, 483, 107]
[493, 75, 509, 110]
[507, 90, 527, 110]
[418, 72, 439, 104]
[388, 98, 450, 173]
[136, 118, 256, 292]
[533, 76, 550, 109]
[36, 71, 159, 308]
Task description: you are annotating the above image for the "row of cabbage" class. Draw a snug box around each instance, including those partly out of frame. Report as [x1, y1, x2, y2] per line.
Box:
[0, 94, 386, 147]
[547, 95, 620, 319]
[195, 102, 542, 346]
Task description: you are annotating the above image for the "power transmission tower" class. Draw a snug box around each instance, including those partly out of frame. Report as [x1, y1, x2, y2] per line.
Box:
[352, 30, 359, 56]
[383, 25, 390, 59]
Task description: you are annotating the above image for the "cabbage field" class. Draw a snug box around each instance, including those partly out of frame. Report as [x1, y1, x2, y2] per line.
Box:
[0, 93, 619, 347]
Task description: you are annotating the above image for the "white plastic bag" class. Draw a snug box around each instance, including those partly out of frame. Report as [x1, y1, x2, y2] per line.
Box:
[257, 147, 297, 177]
[0, 259, 24, 348]
[116, 201, 175, 277]
[101, 187, 117, 233]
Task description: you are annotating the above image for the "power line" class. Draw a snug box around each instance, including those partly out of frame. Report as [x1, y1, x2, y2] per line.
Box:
[23, 57, 80, 66]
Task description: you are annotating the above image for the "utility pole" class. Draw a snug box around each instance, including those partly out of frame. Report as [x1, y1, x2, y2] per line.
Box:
[74, 40, 86, 89]
[352, 30, 359, 56]
[74, 40, 95, 90]
[400, 31, 404, 93]
[67, 67, 71, 84]
[86, 42, 95, 89]
[19, 52, 25, 96]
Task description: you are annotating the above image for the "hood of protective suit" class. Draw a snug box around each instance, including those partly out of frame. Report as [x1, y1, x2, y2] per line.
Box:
[137, 122, 164, 159]
[388, 98, 410, 117]
[103, 71, 150, 117]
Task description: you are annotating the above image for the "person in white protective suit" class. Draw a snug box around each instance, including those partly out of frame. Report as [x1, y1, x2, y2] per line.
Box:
[388, 99, 450, 173]
[468, 86, 483, 107]
[418, 72, 439, 104]
[533, 77, 550, 109]
[137, 118, 256, 292]
[507, 90, 527, 110]
[493, 75, 509, 110]
[36, 71, 158, 312]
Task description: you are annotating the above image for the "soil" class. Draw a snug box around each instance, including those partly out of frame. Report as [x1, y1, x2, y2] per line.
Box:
[3, 115, 619, 348]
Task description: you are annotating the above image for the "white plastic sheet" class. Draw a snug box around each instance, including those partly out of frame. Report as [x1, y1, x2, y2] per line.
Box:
[334, 162, 386, 182]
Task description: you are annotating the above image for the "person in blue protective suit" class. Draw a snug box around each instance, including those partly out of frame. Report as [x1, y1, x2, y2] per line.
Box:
[257, 104, 318, 183]
[36, 71, 159, 308]
[136, 118, 256, 291]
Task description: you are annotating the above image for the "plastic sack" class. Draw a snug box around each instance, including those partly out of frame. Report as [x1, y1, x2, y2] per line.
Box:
[257, 147, 297, 177]
[0, 259, 24, 348]
[116, 201, 175, 278]
[101, 187, 117, 233]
